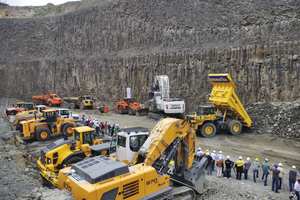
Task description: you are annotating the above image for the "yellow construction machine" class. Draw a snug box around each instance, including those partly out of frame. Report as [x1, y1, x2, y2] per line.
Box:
[58, 118, 208, 199]
[18, 109, 75, 141]
[0, 12, 7, 18]
[186, 73, 251, 137]
[37, 126, 111, 186]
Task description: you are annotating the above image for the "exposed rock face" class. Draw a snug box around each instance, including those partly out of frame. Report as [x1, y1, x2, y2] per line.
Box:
[0, 0, 300, 113]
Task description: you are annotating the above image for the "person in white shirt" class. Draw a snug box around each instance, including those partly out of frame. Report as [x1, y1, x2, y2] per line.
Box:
[294, 179, 300, 200]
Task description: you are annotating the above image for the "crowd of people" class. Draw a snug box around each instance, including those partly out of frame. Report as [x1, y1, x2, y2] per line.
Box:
[196, 148, 300, 199]
[81, 113, 119, 138]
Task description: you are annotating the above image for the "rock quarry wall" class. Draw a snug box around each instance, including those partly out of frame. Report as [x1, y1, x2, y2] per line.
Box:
[0, 0, 300, 112]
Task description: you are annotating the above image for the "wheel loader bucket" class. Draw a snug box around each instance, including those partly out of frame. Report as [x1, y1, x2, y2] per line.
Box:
[137, 108, 149, 116]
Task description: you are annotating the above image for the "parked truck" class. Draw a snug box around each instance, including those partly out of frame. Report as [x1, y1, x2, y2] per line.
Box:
[147, 75, 185, 117]
[32, 94, 63, 107]
[63, 95, 95, 109]
[186, 73, 252, 138]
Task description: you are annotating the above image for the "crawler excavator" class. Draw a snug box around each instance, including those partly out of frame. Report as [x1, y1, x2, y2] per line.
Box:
[58, 118, 208, 199]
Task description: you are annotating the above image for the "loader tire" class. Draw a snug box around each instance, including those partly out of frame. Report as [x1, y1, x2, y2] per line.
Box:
[79, 102, 85, 110]
[128, 107, 135, 115]
[36, 128, 51, 141]
[200, 122, 216, 138]
[227, 120, 242, 135]
[118, 107, 124, 114]
[63, 102, 70, 109]
[63, 123, 74, 136]
[69, 103, 75, 109]
[64, 156, 83, 167]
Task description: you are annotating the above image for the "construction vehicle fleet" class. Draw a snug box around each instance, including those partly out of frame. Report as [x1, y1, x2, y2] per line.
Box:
[32, 94, 63, 107]
[186, 74, 251, 138]
[18, 109, 75, 141]
[63, 95, 95, 109]
[147, 75, 185, 117]
[58, 117, 207, 199]
[37, 126, 112, 186]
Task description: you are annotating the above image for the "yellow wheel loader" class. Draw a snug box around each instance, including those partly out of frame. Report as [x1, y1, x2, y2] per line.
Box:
[186, 73, 252, 137]
[37, 126, 111, 186]
[58, 118, 208, 199]
[18, 109, 75, 141]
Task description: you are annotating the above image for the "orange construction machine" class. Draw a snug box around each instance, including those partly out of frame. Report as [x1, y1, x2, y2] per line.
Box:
[32, 94, 63, 107]
[115, 97, 148, 115]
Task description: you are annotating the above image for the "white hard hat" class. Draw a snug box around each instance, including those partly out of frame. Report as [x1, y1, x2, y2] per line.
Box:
[265, 158, 269, 162]
[239, 156, 242, 159]
[213, 150, 216, 153]
[292, 165, 296, 169]
[247, 157, 250, 161]
[219, 156, 222, 160]
[227, 156, 230, 159]
[198, 147, 201, 150]
[219, 151, 222, 154]
[206, 152, 210, 155]
[278, 163, 283, 167]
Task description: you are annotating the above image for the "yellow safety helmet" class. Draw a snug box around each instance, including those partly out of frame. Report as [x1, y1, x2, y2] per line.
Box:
[255, 158, 259, 161]
[206, 149, 209, 152]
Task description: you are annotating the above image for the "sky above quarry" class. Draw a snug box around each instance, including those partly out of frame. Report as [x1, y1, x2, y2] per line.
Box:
[4, 0, 80, 6]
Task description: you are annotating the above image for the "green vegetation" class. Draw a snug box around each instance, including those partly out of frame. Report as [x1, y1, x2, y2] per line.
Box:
[33, 5, 65, 18]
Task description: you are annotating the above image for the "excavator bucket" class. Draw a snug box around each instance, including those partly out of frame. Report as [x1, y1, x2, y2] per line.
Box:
[137, 108, 149, 116]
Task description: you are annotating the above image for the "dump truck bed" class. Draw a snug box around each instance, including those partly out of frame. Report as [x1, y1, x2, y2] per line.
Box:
[208, 74, 251, 127]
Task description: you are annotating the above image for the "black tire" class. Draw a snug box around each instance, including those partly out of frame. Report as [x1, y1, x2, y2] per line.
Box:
[36, 127, 51, 141]
[118, 107, 124, 114]
[227, 120, 242, 135]
[200, 122, 217, 138]
[69, 103, 75, 109]
[128, 107, 136, 115]
[79, 102, 85, 110]
[63, 123, 74, 136]
[64, 156, 83, 167]
[63, 102, 70, 109]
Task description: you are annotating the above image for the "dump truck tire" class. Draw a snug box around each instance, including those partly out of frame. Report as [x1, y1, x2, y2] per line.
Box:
[128, 107, 135, 115]
[200, 122, 216, 138]
[63, 123, 74, 136]
[63, 102, 70, 109]
[69, 103, 75, 109]
[228, 120, 242, 135]
[64, 156, 83, 167]
[36, 127, 51, 141]
[80, 102, 85, 110]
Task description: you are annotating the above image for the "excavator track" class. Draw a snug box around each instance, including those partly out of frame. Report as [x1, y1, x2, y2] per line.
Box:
[157, 186, 195, 200]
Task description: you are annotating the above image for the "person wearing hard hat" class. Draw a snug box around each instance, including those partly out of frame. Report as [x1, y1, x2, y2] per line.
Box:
[294, 179, 300, 200]
[277, 163, 286, 190]
[244, 157, 252, 180]
[236, 156, 244, 180]
[252, 158, 260, 183]
[270, 164, 281, 193]
[289, 166, 300, 192]
[216, 156, 223, 178]
[217, 151, 224, 174]
[262, 159, 270, 186]
[211, 150, 217, 171]
[205, 152, 213, 175]
[224, 156, 233, 179]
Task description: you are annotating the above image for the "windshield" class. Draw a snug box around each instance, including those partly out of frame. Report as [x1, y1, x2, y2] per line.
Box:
[82, 131, 94, 145]
[110, 135, 117, 154]
[17, 104, 25, 108]
[82, 96, 91, 100]
[74, 130, 80, 141]
[117, 135, 126, 147]
[53, 95, 58, 98]
[60, 110, 69, 116]
[130, 135, 148, 152]
[26, 104, 34, 110]
[124, 98, 134, 104]
[197, 107, 215, 116]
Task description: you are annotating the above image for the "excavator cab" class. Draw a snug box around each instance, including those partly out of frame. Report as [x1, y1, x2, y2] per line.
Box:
[43, 110, 57, 123]
[196, 106, 216, 116]
[124, 97, 134, 104]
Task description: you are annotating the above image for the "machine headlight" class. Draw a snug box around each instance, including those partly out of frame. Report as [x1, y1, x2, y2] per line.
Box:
[47, 158, 51, 164]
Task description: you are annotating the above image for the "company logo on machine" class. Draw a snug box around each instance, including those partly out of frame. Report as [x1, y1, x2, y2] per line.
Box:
[209, 75, 229, 83]
[170, 104, 181, 109]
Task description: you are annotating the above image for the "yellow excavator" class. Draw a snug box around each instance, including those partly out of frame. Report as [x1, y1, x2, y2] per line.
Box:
[58, 117, 208, 199]
[0, 13, 8, 18]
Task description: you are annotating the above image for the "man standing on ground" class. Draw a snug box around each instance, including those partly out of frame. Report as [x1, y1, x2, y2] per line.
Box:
[216, 157, 223, 178]
[218, 151, 224, 174]
[244, 157, 251, 180]
[277, 163, 286, 189]
[104, 121, 108, 134]
[205, 152, 213, 175]
[224, 156, 233, 179]
[211, 150, 217, 171]
[289, 166, 300, 192]
[236, 156, 244, 180]
[262, 159, 270, 186]
[269, 164, 281, 193]
[82, 113, 85, 122]
[253, 158, 260, 183]
[294, 179, 300, 200]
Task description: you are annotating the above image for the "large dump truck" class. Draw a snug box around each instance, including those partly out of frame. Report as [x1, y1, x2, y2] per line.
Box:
[63, 95, 95, 109]
[186, 73, 251, 138]
[32, 94, 63, 107]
